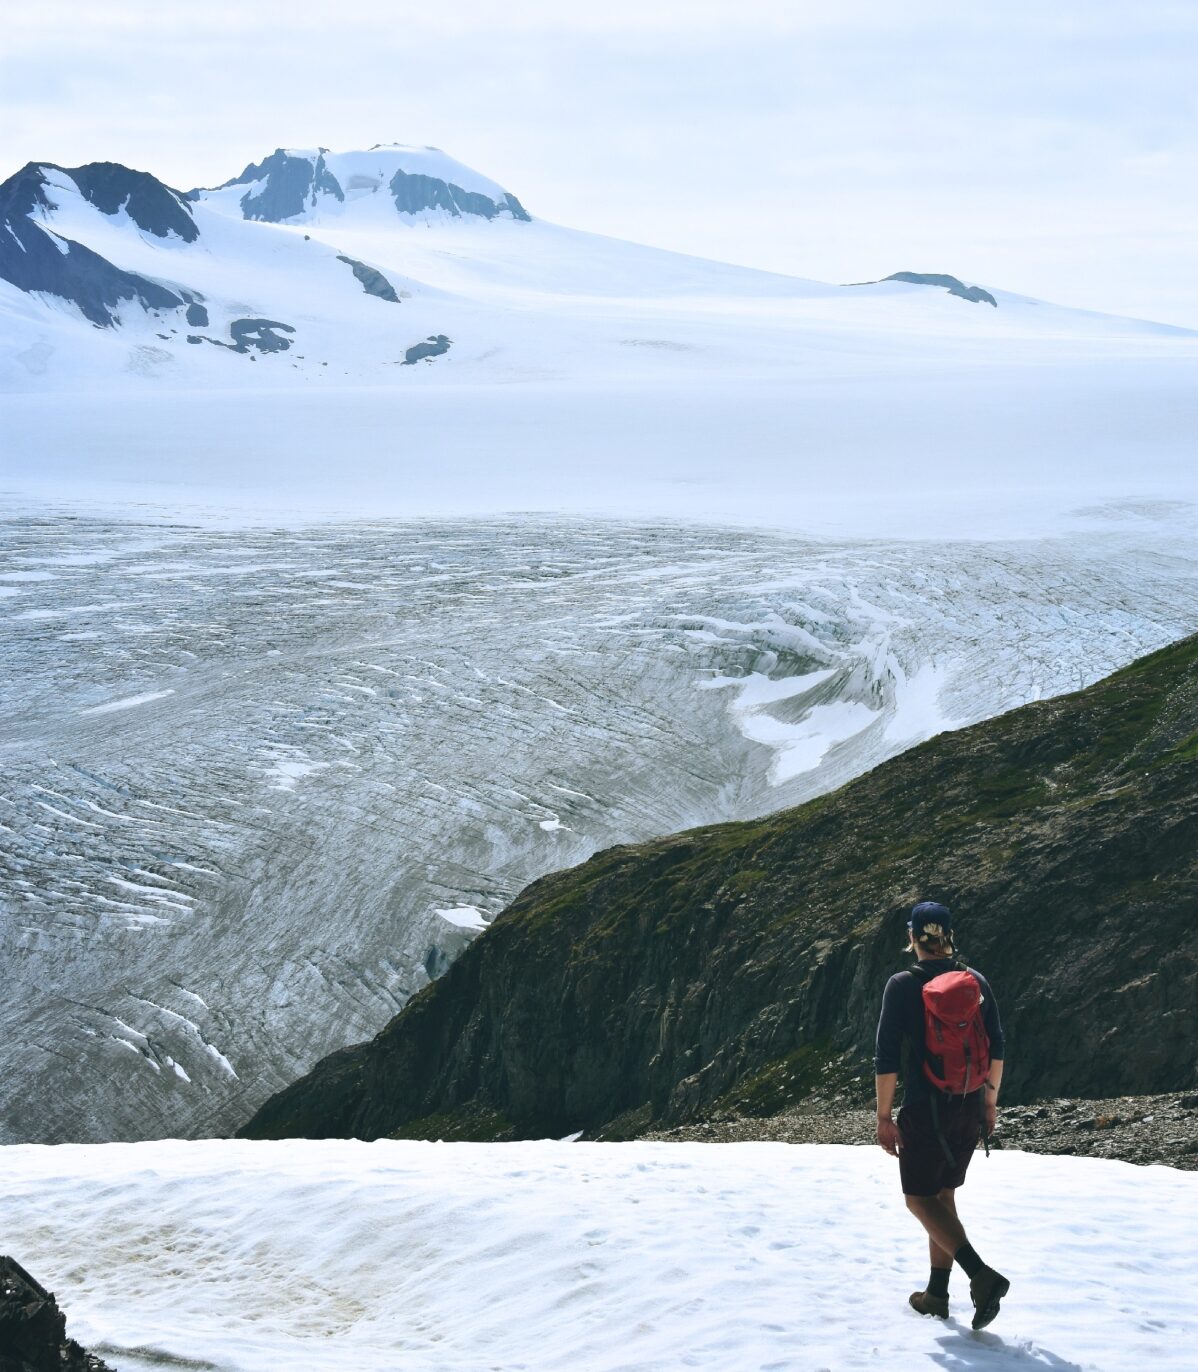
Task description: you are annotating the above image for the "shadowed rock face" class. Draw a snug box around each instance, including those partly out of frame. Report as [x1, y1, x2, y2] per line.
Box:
[195, 149, 532, 224]
[885, 272, 998, 307]
[228, 318, 295, 353]
[64, 161, 198, 242]
[185, 317, 296, 354]
[210, 148, 346, 222]
[402, 334, 451, 364]
[242, 634, 1198, 1143]
[389, 169, 530, 221]
[337, 255, 401, 303]
[0, 1255, 114, 1372]
[0, 163, 186, 327]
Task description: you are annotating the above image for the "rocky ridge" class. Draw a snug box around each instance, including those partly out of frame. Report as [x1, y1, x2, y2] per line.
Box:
[241, 633, 1198, 1147]
[0, 1256, 113, 1372]
[643, 1091, 1198, 1170]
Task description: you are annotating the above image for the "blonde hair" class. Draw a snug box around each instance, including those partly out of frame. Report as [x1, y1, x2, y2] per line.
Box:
[906, 922, 955, 957]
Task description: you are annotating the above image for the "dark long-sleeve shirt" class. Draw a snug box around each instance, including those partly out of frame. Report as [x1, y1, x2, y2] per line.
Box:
[874, 958, 1005, 1107]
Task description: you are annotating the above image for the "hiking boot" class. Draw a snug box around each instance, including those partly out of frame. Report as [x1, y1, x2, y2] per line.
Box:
[969, 1267, 1010, 1329]
[908, 1290, 949, 1318]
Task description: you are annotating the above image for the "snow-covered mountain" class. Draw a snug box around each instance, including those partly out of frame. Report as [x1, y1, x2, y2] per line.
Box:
[192, 144, 531, 224]
[0, 143, 1186, 380]
[2, 143, 1196, 533]
[0, 145, 531, 375]
[3, 144, 1195, 535]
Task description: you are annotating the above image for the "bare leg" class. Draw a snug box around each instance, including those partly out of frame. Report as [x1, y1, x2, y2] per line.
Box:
[929, 1188, 957, 1268]
[905, 1191, 968, 1259]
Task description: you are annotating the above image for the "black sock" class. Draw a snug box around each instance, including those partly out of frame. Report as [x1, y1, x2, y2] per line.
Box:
[928, 1267, 951, 1298]
[954, 1242, 985, 1279]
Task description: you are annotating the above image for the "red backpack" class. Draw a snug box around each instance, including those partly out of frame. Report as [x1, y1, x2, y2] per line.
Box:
[912, 965, 991, 1096]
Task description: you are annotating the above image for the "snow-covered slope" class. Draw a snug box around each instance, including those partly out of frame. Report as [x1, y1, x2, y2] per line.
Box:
[192, 143, 531, 224]
[2, 1138, 1194, 1371]
[2, 146, 1195, 534]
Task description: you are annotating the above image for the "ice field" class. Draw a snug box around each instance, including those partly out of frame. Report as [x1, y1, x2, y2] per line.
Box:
[3, 147, 1197, 538]
[4, 510, 1198, 1144]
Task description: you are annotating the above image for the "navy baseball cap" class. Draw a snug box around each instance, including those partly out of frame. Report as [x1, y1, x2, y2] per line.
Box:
[908, 901, 953, 935]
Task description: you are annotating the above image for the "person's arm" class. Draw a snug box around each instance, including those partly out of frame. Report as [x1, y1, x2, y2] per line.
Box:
[974, 970, 1005, 1135]
[984, 1058, 1003, 1136]
[874, 974, 905, 1156]
[876, 1071, 901, 1155]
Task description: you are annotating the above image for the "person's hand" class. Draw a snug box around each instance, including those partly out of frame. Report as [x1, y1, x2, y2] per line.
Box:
[877, 1114, 901, 1157]
[984, 1099, 998, 1137]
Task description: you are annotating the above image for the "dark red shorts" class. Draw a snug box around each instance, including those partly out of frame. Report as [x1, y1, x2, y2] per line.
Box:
[897, 1094, 982, 1196]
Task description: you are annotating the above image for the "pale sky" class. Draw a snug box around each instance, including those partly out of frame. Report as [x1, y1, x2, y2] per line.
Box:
[4, 1, 1196, 326]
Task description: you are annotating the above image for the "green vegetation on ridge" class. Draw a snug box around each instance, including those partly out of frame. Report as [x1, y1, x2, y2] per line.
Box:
[242, 633, 1198, 1143]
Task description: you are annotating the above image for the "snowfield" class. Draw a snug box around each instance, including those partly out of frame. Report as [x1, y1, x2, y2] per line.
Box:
[2, 146, 1196, 536]
[2, 1138, 1194, 1371]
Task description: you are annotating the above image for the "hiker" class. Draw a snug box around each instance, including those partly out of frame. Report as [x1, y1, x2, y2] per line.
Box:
[874, 901, 1009, 1329]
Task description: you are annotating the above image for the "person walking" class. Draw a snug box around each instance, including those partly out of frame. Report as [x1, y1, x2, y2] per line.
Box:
[875, 901, 1009, 1329]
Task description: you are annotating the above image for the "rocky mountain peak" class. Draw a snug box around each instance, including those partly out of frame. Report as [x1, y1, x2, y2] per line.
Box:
[192, 144, 531, 224]
[0, 159, 190, 327]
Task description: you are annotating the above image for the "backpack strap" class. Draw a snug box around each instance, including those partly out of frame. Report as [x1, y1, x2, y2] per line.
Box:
[907, 958, 965, 983]
[927, 1091, 957, 1168]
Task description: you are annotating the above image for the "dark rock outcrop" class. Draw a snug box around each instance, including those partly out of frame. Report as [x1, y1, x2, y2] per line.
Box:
[62, 161, 198, 242]
[0, 1256, 113, 1372]
[337, 255, 401, 303]
[194, 148, 531, 223]
[646, 1092, 1198, 1170]
[402, 334, 451, 364]
[206, 148, 346, 222]
[390, 169, 530, 222]
[884, 272, 998, 306]
[0, 163, 187, 327]
[242, 634, 1198, 1144]
[227, 318, 295, 353]
[192, 318, 296, 355]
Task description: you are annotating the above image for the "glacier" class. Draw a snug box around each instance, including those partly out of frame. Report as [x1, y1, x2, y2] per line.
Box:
[2, 510, 1197, 1143]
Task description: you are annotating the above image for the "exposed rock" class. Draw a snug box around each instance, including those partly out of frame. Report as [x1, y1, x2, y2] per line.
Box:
[644, 1092, 1198, 1170]
[228, 318, 295, 354]
[390, 169, 530, 222]
[884, 272, 998, 307]
[337, 255, 401, 303]
[242, 634, 1198, 1144]
[209, 148, 345, 222]
[193, 147, 531, 224]
[193, 318, 296, 355]
[0, 1255, 114, 1372]
[402, 334, 451, 364]
[0, 163, 186, 327]
[62, 161, 198, 242]
[185, 301, 209, 328]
